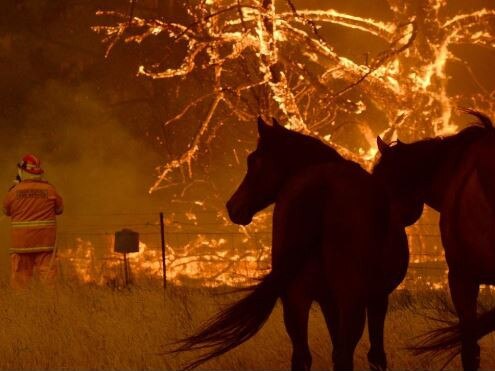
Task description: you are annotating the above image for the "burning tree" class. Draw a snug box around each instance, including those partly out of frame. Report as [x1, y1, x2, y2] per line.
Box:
[94, 0, 494, 193]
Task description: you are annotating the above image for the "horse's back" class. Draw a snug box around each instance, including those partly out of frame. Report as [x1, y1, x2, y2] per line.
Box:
[274, 161, 385, 248]
[272, 161, 406, 296]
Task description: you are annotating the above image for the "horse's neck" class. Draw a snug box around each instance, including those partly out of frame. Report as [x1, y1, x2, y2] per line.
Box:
[310, 144, 342, 163]
[424, 136, 479, 210]
[425, 170, 450, 211]
[298, 145, 343, 169]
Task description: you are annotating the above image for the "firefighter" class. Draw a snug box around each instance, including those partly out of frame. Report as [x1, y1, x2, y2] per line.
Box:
[3, 154, 63, 288]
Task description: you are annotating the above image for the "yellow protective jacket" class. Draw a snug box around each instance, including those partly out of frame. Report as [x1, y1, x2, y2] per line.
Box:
[3, 180, 63, 254]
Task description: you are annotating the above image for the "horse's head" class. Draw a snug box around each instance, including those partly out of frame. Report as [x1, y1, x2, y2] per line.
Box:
[373, 136, 425, 226]
[226, 117, 292, 225]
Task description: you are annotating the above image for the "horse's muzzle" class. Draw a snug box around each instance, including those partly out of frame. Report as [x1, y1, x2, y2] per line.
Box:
[226, 199, 253, 226]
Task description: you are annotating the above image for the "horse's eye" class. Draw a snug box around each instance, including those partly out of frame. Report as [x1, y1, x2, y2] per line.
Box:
[249, 154, 265, 171]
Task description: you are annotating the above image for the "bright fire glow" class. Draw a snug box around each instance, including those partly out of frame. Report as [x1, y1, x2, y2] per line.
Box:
[58, 211, 449, 290]
[87, 2, 494, 288]
[61, 234, 271, 288]
[94, 1, 494, 190]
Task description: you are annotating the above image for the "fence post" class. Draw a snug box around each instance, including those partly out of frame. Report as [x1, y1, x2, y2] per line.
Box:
[123, 252, 129, 287]
[160, 212, 167, 289]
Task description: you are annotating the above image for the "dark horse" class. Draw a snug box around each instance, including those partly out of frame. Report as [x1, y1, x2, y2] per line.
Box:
[373, 109, 495, 370]
[172, 117, 408, 371]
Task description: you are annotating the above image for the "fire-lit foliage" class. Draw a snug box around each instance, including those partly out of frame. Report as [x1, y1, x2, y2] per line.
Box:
[87, 0, 495, 288]
[1, 3, 495, 368]
[60, 234, 271, 287]
[94, 0, 495, 192]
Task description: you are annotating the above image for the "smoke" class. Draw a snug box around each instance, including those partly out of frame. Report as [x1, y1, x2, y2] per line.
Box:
[0, 1, 167, 279]
[1, 83, 164, 273]
[12, 81, 160, 209]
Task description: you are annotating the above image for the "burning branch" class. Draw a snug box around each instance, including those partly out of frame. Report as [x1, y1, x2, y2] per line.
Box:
[151, 95, 223, 192]
[94, 1, 494, 192]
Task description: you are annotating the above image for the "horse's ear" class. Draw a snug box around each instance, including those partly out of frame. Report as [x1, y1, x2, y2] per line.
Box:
[376, 136, 389, 154]
[257, 116, 271, 138]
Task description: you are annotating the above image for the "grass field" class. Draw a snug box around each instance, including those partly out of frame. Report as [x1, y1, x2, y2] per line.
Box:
[0, 280, 494, 370]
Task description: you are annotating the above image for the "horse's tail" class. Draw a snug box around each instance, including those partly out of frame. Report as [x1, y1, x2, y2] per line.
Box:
[170, 253, 303, 370]
[410, 307, 495, 365]
[458, 107, 493, 129]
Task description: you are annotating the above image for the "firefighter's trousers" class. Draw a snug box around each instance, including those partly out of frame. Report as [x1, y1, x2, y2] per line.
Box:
[11, 251, 57, 289]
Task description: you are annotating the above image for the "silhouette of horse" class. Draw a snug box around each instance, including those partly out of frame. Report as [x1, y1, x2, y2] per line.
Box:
[172, 117, 408, 371]
[373, 109, 495, 370]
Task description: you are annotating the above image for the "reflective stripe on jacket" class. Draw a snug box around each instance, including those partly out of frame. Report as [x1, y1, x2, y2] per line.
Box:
[3, 180, 63, 254]
[11, 220, 56, 228]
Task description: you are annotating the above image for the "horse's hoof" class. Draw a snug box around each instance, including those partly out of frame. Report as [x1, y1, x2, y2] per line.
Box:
[368, 351, 387, 371]
[369, 362, 386, 371]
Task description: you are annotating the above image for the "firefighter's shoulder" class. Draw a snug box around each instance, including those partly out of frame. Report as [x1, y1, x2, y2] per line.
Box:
[31, 179, 54, 188]
[7, 179, 23, 192]
[42, 181, 59, 190]
[42, 181, 62, 195]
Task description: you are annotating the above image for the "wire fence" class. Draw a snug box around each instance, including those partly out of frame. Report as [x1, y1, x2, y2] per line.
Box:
[53, 211, 447, 290]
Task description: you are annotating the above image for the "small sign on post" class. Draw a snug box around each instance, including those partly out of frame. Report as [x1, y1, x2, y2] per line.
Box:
[114, 228, 140, 286]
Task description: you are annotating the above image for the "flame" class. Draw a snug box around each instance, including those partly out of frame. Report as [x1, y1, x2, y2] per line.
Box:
[59, 226, 271, 288]
[58, 209, 448, 290]
[88, 3, 494, 289]
[93, 2, 494, 191]
[59, 232, 449, 289]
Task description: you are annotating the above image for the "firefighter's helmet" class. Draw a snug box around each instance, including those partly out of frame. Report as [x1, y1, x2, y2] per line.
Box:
[17, 154, 44, 175]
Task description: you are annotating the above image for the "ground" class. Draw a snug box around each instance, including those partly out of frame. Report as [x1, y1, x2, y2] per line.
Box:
[0, 281, 494, 370]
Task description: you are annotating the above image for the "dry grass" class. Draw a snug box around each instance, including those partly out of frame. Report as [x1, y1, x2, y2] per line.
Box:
[0, 280, 494, 370]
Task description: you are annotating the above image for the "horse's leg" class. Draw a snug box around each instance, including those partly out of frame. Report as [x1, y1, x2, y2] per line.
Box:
[449, 272, 480, 371]
[367, 294, 389, 371]
[319, 298, 339, 364]
[332, 299, 366, 371]
[281, 285, 313, 371]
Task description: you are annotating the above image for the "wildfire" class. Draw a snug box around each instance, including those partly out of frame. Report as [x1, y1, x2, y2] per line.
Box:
[60, 224, 271, 288]
[94, 1, 494, 191]
[60, 233, 450, 290]
[86, 2, 494, 289]
[58, 209, 450, 290]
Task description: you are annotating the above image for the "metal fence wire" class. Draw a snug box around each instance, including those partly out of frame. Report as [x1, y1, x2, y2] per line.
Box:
[54, 212, 446, 289]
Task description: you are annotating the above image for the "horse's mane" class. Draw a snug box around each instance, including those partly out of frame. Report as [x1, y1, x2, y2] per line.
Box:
[375, 110, 494, 201]
[278, 127, 344, 163]
[399, 110, 493, 159]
